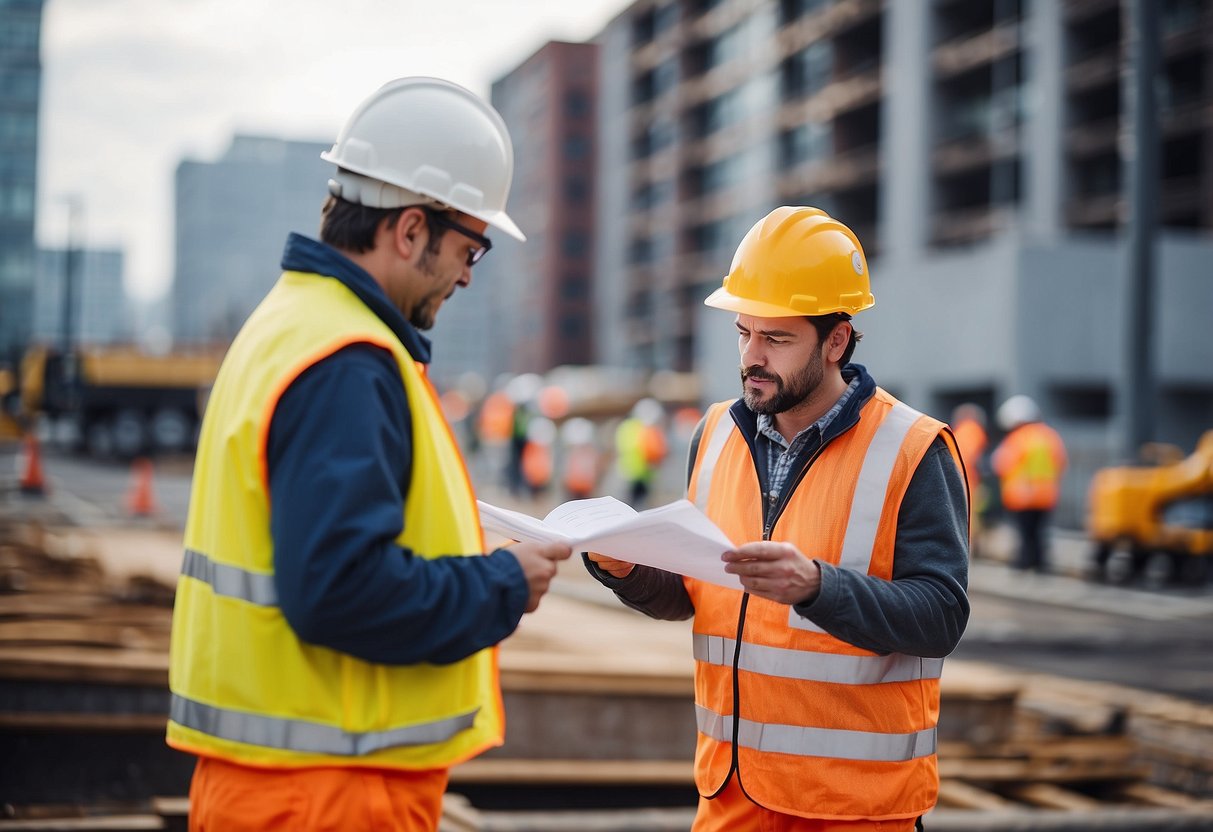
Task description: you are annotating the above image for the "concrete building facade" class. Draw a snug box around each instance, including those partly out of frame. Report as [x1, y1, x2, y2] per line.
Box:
[0, 0, 45, 360]
[32, 246, 128, 346]
[428, 42, 600, 391]
[594, 0, 1213, 523]
[171, 135, 331, 346]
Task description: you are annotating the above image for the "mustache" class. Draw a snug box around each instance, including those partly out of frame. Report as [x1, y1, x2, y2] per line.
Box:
[740, 366, 778, 383]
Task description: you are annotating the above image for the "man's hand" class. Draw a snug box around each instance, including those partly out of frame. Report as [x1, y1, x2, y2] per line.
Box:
[586, 551, 635, 579]
[507, 541, 573, 612]
[722, 541, 822, 605]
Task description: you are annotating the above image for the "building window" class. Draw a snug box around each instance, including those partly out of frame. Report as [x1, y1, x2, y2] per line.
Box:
[779, 121, 833, 168]
[779, 0, 833, 26]
[563, 231, 589, 258]
[1048, 385, 1111, 421]
[563, 134, 590, 161]
[564, 175, 590, 203]
[781, 41, 834, 99]
[565, 89, 591, 118]
[685, 87, 745, 138]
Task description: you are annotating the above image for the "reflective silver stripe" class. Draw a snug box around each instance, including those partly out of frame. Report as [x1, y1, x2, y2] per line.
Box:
[838, 401, 922, 572]
[790, 401, 923, 633]
[694, 634, 943, 685]
[692, 404, 738, 511]
[697, 704, 936, 762]
[180, 548, 278, 607]
[170, 693, 478, 756]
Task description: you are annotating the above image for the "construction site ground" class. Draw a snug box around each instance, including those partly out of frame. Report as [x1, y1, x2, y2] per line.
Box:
[2, 440, 1213, 831]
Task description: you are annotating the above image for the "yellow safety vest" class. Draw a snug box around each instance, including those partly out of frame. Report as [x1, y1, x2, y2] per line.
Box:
[167, 271, 503, 770]
[686, 389, 960, 820]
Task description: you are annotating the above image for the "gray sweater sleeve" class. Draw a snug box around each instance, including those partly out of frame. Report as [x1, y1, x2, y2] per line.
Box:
[582, 436, 970, 652]
[793, 437, 970, 657]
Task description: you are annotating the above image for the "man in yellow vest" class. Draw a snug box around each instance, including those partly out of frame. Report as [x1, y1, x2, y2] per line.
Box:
[586, 207, 970, 831]
[992, 394, 1068, 572]
[166, 78, 572, 831]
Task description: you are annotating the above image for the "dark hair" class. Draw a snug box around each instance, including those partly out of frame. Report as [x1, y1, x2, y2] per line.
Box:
[807, 313, 862, 366]
[319, 196, 448, 254]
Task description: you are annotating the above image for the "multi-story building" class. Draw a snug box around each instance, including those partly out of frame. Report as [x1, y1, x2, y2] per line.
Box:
[0, 0, 46, 360]
[171, 135, 331, 345]
[595, 0, 1213, 522]
[429, 41, 600, 390]
[32, 246, 129, 346]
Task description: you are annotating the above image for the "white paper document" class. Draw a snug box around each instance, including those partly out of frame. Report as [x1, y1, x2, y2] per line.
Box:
[477, 496, 743, 590]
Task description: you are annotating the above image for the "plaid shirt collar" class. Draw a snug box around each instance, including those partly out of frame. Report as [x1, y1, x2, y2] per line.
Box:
[755, 376, 861, 500]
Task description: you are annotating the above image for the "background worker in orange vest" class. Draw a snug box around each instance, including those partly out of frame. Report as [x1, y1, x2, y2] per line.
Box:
[166, 78, 571, 832]
[560, 417, 601, 500]
[585, 207, 970, 832]
[950, 403, 989, 554]
[992, 395, 1068, 573]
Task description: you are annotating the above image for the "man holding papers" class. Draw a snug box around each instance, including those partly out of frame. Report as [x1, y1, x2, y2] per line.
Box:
[585, 207, 969, 832]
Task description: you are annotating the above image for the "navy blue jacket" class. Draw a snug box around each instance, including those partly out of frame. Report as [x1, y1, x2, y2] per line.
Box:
[265, 233, 529, 666]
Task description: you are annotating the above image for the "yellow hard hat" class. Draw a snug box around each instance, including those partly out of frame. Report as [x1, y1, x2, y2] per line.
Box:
[705, 206, 875, 317]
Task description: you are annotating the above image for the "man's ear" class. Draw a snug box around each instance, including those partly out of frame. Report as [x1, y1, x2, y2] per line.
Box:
[391, 208, 427, 260]
[825, 321, 851, 364]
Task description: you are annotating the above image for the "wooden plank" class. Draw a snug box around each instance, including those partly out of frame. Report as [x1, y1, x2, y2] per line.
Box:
[938, 756, 1147, 784]
[0, 711, 167, 732]
[0, 620, 167, 650]
[939, 736, 1135, 763]
[0, 818, 164, 831]
[936, 779, 1016, 810]
[1118, 782, 1213, 810]
[0, 646, 168, 686]
[452, 758, 693, 786]
[1004, 783, 1103, 811]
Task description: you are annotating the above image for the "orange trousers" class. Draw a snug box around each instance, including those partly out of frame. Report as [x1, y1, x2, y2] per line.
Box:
[692, 777, 919, 832]
[188, 756, 448, 832]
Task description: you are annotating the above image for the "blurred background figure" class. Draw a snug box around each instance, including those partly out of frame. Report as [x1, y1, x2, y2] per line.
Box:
[993, 395, 1069, 573]
[951, 403, 989, 556]
[560, 417, 601, 501]
[614, 397, 667, 508]
[521, 416, 556, 500]
[504, 373, 542, 497]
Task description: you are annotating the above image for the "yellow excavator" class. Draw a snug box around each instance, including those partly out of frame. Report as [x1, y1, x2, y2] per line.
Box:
[1088, 431, 1213, 584]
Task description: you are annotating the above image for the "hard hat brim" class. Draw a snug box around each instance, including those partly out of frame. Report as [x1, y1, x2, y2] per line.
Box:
[474, 208, 526, 243]
[703, 286, 816, 319]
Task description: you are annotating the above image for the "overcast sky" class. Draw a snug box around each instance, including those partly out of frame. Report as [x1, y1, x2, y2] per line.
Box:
[36, 0, 632, 301]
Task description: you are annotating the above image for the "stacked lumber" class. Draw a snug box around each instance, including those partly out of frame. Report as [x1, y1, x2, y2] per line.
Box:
[3, 515, 1213, 831]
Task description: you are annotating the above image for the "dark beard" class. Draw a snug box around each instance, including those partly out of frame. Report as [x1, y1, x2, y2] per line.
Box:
[740, 348, 824, 414]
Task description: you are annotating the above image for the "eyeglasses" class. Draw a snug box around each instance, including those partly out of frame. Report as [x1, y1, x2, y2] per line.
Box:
[425, 209, 493, 266]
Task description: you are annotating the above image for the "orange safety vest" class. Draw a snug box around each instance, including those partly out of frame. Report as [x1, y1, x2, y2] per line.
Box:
[563, 444, 599, 497]
[685, 389, 960, 821]
[992, 422, 1067, 511]
[951, 417, 987, 498]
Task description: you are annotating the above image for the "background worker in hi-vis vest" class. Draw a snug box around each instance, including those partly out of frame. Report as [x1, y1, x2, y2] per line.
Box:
[586, 207, 970, 832]
[166, 78, 571, 832]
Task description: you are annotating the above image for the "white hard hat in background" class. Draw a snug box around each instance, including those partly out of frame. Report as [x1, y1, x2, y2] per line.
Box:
[997, 395, 1041, 432]
[527, 417, 557, 446]
[631, 397, 664, 426]
[560, 417, 595, 446]
[322, 77, 526, 241]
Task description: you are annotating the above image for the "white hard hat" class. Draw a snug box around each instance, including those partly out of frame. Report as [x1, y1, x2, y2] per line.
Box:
[997, 395, 1041, 432]
[631, 397, 664, 426]
[322, 77, 525, 241]
[560, 417, 595, 446]
[527, 417, 556, 446]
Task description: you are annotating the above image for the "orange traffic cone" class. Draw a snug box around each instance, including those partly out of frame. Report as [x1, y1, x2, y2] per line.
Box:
[19, 432, 47, 496]
[125, 457, 158, 517]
